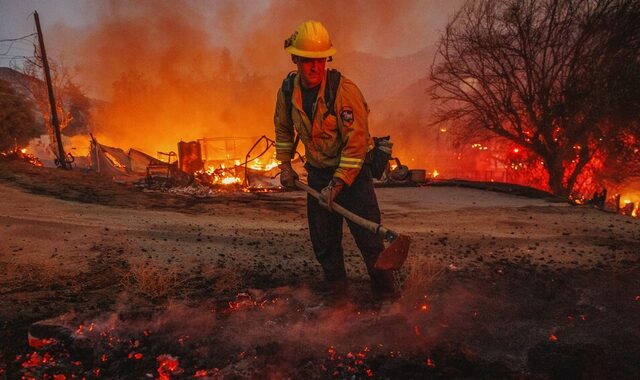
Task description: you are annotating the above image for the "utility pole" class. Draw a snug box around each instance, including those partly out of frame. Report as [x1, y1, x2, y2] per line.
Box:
[34, 11, 68, 169]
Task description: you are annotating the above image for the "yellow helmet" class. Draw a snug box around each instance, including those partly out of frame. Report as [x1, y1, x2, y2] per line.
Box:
[284, 21, 337, 58]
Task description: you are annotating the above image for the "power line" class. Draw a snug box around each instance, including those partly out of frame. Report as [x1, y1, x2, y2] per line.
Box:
[0, 33, 37, 43]
[0, 55, 32, 60]
[0, 34, 37, 56]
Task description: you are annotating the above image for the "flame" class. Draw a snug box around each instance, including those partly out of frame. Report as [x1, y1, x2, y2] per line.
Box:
[247, 157, 279, 171]
[432, 169, 439, 178]
[198, 164, 241, 186]
[220, 176, 241, 185]
[549, 334, 558, 342]
[620, 197, 639, 217]
[20, 148, 27, 154]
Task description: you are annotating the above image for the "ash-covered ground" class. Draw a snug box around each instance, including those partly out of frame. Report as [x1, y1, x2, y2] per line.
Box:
[1, 161, 639, 379]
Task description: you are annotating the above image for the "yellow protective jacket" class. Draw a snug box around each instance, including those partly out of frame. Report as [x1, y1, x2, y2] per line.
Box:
[274, 71, 374, 186]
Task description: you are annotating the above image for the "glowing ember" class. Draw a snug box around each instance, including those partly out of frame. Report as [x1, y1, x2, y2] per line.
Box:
[27, 333, 56, 349]
[549, 334, 558, 342]
[228, 292, 255, 311]
[426, 356, 436, 367]
[20, 148, 27, 154]
[21, 352, 53, 368]
[128, 352, 143, 360]
[157, 354, 181, 379]
[471, 143, 488, 150]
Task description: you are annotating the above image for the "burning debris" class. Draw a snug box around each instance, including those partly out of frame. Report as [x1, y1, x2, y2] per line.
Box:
[0, 147, 43, 166]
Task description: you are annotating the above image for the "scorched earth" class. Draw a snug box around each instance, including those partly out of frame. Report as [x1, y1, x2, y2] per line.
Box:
[0, 161, 639, 379]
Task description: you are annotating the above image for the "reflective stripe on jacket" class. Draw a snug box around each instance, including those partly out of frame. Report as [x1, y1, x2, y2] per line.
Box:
[274, 71, 374, 186]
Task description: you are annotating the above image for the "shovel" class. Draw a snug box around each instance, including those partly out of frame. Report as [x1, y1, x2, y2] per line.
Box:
[295, 180, 410, 270]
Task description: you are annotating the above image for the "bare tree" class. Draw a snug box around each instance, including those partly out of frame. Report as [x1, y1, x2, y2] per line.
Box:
[431, 0, 640, 197]
[18, 48, 92, 154]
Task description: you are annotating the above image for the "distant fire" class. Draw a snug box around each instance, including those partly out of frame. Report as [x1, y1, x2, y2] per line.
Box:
[196, 164, 242, 187]
[0, 148, 43, 167]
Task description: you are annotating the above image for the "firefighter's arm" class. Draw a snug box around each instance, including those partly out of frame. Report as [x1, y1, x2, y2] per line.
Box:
[274, 89, 294, 163]
[333, 78, 370, 186]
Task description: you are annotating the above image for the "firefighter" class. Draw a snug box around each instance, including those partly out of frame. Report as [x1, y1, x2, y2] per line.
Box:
[274, 21, 396, 300]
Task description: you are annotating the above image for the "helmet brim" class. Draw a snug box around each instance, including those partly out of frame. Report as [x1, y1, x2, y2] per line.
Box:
[286, 45, 337, 59]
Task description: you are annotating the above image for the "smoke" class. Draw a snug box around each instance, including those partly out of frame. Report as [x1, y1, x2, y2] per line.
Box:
[41, 0, 463, 156]
[37, 283, 480, 377]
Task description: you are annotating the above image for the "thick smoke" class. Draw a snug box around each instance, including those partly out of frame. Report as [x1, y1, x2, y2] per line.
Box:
[44, 0, 462, 157]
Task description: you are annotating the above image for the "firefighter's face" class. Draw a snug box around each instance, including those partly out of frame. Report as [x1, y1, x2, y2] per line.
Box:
[294, 56, 326, 88]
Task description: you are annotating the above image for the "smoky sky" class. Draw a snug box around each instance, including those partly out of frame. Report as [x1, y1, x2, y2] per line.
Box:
[1, 0, 464, 157]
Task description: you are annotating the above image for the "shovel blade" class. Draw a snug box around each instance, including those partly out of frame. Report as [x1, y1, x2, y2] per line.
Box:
[374, 234, 411, 270]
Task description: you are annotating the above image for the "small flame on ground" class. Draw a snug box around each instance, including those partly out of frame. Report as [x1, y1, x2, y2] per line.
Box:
[426, 356, 436, 367]
[549, 334, 558, 342]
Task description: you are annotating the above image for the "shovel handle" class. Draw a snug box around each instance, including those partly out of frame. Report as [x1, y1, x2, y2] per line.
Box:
[294, 180, 395, 240]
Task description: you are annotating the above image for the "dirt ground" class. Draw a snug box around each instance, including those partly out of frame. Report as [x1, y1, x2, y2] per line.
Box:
[1, 160, 639, 379]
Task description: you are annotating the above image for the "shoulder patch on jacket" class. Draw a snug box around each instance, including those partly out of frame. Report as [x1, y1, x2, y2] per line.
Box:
[340, 106, 354, 127]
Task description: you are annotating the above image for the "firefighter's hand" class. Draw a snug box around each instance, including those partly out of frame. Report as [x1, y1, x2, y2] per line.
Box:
[320, 178, 345, 211]
[278, 162, 299, 188]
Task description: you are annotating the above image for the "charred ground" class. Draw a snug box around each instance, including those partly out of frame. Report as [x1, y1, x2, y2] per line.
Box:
[0, 161, 639, 379]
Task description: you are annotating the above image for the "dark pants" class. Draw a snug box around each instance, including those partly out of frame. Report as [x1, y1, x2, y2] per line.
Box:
[306, 163, 395, 294]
